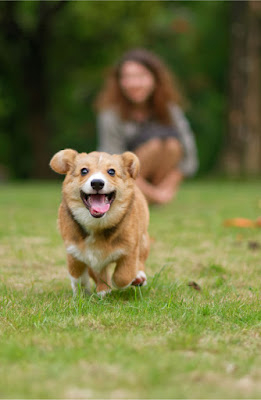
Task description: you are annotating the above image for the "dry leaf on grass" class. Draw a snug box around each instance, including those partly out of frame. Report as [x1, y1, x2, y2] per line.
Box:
[248, 241, 261, 250]
[188, 281, 201, 291]
[223, 218, 260, 228]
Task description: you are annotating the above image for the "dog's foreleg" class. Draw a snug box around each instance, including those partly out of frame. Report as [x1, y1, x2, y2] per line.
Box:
[69, 275, 81, 296]
[112, 254, 140, 289]
[96, 266, 112, 297]
[131, 270, 147, 286]
[69, 270, 91, 296]
[80, 268, 91, 295]
[67, 254, 90, 296]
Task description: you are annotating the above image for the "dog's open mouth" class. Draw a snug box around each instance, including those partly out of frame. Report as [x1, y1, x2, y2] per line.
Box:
[80, 191, 116, 218]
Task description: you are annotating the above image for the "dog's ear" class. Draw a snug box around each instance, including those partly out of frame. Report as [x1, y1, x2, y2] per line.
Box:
[121, 152, 140, 179]
[50, 149, 78, 174]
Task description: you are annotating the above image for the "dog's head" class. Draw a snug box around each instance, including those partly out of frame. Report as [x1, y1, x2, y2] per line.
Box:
[50, 149, 140, 223]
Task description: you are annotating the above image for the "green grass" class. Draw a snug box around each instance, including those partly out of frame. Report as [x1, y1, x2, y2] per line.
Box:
[0, 180, 261, 399]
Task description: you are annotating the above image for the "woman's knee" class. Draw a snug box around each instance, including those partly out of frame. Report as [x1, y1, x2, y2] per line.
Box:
[134, 138, 163, 159]
[165, 138, 183, 160]
[146, 138, 163, 152]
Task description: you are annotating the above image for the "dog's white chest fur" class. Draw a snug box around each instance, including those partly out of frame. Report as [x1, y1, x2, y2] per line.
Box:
[66, 238, 125, 272]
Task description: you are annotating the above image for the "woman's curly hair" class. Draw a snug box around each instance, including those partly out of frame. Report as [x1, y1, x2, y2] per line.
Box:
[95, 48, 182, 125]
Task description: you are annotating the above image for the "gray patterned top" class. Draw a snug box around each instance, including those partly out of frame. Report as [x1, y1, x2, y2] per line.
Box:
[97, 104, 198, 177]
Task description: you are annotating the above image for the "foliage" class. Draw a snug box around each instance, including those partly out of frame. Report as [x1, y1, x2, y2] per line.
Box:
[0, 1, 229, 177]
[0, 180, 261, 398]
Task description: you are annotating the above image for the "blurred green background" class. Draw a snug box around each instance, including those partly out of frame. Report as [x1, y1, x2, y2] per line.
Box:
[0, 1, 260, 179]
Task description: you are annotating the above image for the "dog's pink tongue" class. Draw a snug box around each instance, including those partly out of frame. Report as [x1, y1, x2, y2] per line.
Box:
[89, 194, 110, 214]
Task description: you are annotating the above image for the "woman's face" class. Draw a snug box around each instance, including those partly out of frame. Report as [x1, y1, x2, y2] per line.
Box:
[119, 61, 156, 104]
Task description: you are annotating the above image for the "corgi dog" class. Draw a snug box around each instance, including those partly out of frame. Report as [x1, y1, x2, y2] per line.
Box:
[50, 149, 150, 297]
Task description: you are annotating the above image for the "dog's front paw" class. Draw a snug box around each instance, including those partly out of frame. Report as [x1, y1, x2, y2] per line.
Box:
[97, 289, 111, 299]
[131, 271, 147, 287]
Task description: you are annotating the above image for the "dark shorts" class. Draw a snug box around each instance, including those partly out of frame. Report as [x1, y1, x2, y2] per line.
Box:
[126, 120, 179, 152]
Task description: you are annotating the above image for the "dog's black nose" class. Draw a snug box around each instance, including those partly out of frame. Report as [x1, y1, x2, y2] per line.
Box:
[91, 179, 105, 191]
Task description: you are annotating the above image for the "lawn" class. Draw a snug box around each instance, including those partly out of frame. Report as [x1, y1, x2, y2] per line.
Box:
[0, 179, 261, 399]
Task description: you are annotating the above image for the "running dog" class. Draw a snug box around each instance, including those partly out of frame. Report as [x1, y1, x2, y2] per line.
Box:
[50, 149, 150, 297]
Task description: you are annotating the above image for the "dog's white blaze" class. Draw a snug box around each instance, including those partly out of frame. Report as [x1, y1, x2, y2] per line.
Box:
[81, 172, 108, 194]
[89, 172, 106, 182]
[66, 243, 126, 273]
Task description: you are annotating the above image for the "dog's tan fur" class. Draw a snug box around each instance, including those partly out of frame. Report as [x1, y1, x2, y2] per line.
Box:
[50, 149, 150, 296]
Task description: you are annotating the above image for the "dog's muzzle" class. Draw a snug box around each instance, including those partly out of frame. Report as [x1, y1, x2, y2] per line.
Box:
[80, 190, 116, 218]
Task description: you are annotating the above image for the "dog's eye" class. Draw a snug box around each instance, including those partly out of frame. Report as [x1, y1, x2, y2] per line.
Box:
[107, 169, 115, 176]
[81, 168, 89, 176]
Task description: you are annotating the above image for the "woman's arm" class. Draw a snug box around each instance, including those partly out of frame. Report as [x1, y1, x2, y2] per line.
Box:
[97, 109, 125, 154]
[170, 105, 199, 177]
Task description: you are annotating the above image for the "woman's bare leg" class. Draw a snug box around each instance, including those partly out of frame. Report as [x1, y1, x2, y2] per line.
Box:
[134, 137, 183, 204]
[134, 138, 163, 179]
[135, 138, 165, 203]
[151, 138, 183, 184]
